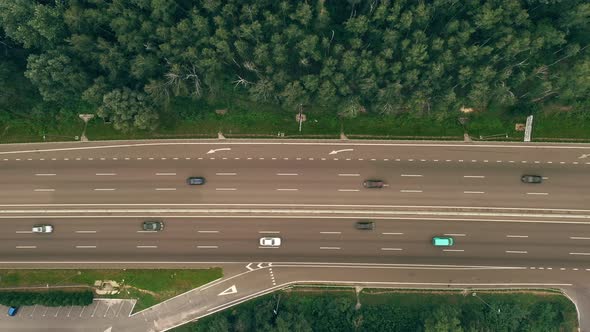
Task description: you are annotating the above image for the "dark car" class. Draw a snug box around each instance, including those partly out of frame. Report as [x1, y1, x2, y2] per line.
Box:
[187, 177, 206, 185]
[142, 220, 164, 231]
[8, 306, 18, 316]
[355, 221, 375, 230]
[521, 175, 542, 183]
[363, 180, 384, 188]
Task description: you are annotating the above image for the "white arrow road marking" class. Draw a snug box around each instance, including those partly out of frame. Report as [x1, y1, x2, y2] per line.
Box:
[578, 154, 590, 159]
[218, 285, 237, 296]
[207, 148, 232, 154]
[328, 149, 354, 155]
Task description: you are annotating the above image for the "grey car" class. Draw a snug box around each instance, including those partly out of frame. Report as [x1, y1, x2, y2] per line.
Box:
[355, 221, 375, 230]
[142, 220, 164, 231]
[521, 175, 542, 183]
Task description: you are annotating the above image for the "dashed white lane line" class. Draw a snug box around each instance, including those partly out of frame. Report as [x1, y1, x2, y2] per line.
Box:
[571, 252, 590, 256]
[94, 188, 116, 191]
[444, 233, 466, 237]
[16, 246, 37, 249]
[96, 173, 116, 176]
[463, 191, 485, 194]
[320, 231, 342, 235]
[381, 248, 403, 251]
[34, 189, 55, 192]
[216, 188, 237, 191]
[15, 231, 33, 234]
[570, 237, 590, 240]
[382, 232, 404, 235]
[75, 230, 97, 234]
[443, 249, 464, 252]
[75, 246, 96, 249]
[277, 173, 298, 176]
[197, 246, 218, 249]
[527, 192, 549, 195]
[276, 188, 299, 191]
[35, 173, 56, 176]
[338, 189, 359, 192]
[401, 174, 423, 177]
[136, 245, 158, 249]
[463, 175, 485, 178]
[155, 188, 177, 191]
[155, 173, 176, 176]
[400, 190, 422, 193]
[198, 230, 220, 233]
[506, 250, 528, 254]
[320, 247, 341, 250]
[338, 173, 360, 177]
[506, 235, 529, 238]
[216, 173, 237, 176]
[258, 231, 280, 234]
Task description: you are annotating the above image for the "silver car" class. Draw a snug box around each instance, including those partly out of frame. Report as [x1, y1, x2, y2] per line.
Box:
[259, 237, 282, 247]
[32, 225, 53, 233]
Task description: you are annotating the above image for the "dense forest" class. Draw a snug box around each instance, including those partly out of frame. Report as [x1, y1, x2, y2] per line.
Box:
[1, 0, 589, 133]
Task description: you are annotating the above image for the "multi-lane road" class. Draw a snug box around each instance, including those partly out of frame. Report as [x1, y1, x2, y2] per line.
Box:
[1, 139, 590, 331]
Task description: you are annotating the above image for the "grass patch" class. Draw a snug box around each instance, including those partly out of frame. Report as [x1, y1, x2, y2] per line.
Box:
[344, 112, 464, 138]
[173, 287, 577, 332]
[0, 268, 222, 312]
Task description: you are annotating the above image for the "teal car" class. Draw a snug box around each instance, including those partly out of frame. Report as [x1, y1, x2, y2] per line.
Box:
[432, 236, 454, 247]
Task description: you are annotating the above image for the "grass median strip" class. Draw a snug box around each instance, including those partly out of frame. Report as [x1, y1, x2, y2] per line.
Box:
[0, 268, 222, 312]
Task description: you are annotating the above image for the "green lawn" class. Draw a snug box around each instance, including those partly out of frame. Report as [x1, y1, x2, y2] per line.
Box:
[0, 268, 222, 312]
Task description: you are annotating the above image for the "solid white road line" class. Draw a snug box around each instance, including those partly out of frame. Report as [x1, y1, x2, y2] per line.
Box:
[95, 173, 116, 176]
[198, 230, 220, 233]
[276, 189, 298, 191]
[75, 246, 96, 249]
[137, 230, 158, 233]
[94, 188, 116, 191]
[443, 249, 464, 252]
[570, 237, 590, 240]
[463, 191, 485, 194]
[400, 190, 422, 193]
[216, 188, 237, 191]
[506, 250, 528, 254]
[401, 174, 423, 177]
[277, 173, 298, 176]
[16, 246, 36, 249]
[258, 231, 280, 234]
[35, 173, 56, 176]
[75, 230, 97, 234]
[527, 192, 549, 195]
[320, 247, 341, 250]
[320, 231, 341, 234]
[34, 189, 55, 192]
[381, 248, 403, 251]
[570, 252, 590, 256]
[338, 174, 360, 177]
[216, 173, 237, 176]
[382, 232, 404, 235]
[155, 188, 176, 191]
[15, 231, 33, 234]
[136, 245, 158, 249]
[444, 233, 466, 237]
[338, 189, 359, 192]
[463, 175, 485, 178]
[506, 235, 528, 238]
[156, 173, 176, 176]
[197, 246, 218, 249]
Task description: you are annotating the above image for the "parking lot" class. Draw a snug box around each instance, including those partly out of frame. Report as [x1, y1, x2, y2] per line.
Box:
[1, 298, 135, 321]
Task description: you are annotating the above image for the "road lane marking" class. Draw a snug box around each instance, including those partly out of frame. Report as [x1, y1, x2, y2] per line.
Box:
[198, 230, 220, 233]
[527, 192, 549, 195]
[381, 248, 403, 251]
[443, 249, 464, 252]
[570, 237, 590, 240]
[277, 173, 298, 176]
[216, 173, 237, 176]
[276, 188, 298, 191]
[94, 188, 116, 191]
[258, 231, 280, 234]
[320, 231, 341, 234]
[155, 188, 176, 191]
[136, 245, 158, 249]
[16, 246, 36, 249]
[320, 247, 341, 250]
[197, 245, 218, 249]
[506, 250, 528, 254]
[338, 189, 359, 192]
[463, 175, 485, 178]
[96, 173, 116, 176]
[401, 174, 423, 177]
[156, 173, 176, 176]
[506, 235, 528, 238]
[382, 232, 404, 235]
[216, 188, 237, 191]
[444, 233, 466, 236]
[35, 173, 56, 176]
[75, 230, 97, 234]
[400, 190, 422, 193]
[75, 246, 96, 249]
[258, 246, 279, 249]
[15, 231, 33, 234]
[34, 189, 55, 192]
[338, 173, 360, 177]
[463, 191, 485, 194]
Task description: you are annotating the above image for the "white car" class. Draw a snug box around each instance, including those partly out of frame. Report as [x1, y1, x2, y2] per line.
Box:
[259, 237, 281, 247]
[32, 224, 53, 233]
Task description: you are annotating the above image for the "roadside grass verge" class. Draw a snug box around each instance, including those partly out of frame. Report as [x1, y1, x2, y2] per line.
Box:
[173, 287, 577, 332]
[0, 268, 222, 312]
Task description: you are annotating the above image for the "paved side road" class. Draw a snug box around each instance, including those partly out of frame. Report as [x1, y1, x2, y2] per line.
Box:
[0, 299, 135, 332]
